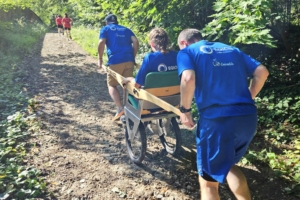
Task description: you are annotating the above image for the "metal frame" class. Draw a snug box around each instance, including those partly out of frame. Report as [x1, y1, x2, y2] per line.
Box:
[123, 88, 177, 140]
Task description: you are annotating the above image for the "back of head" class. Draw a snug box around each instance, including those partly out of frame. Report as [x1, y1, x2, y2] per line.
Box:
[177, 29, 202, 46]
[148, 28, 169, 53]
[65, 13, 68, 18]
[104, 14, 118, 24]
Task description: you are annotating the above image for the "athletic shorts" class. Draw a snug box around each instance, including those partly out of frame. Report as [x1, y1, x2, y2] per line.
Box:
[196, 114, 257, 183]
[64, 27, 71, 30]
[57, 25, 63, 28]
[107, 62, 134, 87]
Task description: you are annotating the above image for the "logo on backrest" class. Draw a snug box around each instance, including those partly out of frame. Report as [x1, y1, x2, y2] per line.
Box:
[158, 64, 167, 72]
[200, 46, 213, 54]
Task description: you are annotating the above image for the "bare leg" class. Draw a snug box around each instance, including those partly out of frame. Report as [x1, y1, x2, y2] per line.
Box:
[108, 86, 123, 110]
[226, 165, 251, 200]
[66, 30, 70, 39]
[199, 176, 220, 200]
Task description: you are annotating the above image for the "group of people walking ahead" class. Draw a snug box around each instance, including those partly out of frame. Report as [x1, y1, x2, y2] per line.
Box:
[98, 14, 269, 200]
[55, 13, 72, 39]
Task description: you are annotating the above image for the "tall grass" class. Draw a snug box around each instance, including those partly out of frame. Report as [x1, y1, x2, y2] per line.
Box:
[0, 17, 47, 121]
[72, 25, 99, 58]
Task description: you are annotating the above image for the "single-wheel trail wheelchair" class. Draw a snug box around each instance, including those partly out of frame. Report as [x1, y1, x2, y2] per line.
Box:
[123, 71, 182, 164]
[103, 65, 182, 164]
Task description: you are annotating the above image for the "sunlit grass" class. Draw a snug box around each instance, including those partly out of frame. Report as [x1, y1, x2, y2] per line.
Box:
[0, 18, 47, 121]
[72, 25, 99, 58]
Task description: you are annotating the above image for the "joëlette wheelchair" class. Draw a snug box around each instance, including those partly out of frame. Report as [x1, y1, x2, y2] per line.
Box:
[122, 71, 182, 164]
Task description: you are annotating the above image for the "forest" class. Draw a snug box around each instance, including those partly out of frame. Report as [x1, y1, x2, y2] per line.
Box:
[0, 0, 299, 199]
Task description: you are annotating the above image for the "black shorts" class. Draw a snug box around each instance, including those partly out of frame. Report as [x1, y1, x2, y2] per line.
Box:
[64, 27, 71, 30]
[57, 25, 63, 28]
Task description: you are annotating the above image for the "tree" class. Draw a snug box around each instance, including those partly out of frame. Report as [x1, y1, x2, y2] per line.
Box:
[202, 0, 276, 48]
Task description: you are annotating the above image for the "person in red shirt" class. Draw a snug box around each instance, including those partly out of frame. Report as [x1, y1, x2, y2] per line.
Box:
[55, 15, 63, 36]
[62, 13, 72, 39]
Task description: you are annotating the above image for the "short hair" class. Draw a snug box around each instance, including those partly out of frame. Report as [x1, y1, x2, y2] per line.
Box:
[65, 13, 68, 18]
[177, 29, 202, 46]
[148, 28, 169, 53]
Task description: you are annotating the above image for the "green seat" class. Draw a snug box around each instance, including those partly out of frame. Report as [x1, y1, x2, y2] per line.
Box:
[144, 71, 180, 89]
[128, 71, 180, 111]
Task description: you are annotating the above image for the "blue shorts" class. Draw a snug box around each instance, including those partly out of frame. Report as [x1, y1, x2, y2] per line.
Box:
[196, 114, 257, 183]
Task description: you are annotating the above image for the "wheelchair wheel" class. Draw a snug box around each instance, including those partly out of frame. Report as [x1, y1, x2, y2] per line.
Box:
[125, 121, 147, 164]
[158, 117, 181, 155]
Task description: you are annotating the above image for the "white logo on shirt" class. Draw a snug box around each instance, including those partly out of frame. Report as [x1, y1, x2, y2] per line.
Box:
[158, 64, 167, 72]
[200, 46, 213, 54]
[168, 65, 177, 70]
[116, 33, 125, 37]
[213, 47, 234, 52]
[110, 27, 116, 31]
[212, 59, 234, 67]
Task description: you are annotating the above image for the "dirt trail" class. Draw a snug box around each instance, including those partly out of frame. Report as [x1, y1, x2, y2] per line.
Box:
[22, 31, 297, 200]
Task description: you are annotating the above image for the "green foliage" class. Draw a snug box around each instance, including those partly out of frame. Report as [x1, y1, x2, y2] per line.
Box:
[242, 142, 300, 196]
[202, 0, 276, 48]
[0, 16, 47, 121]
[30, 0, 69, 26]
[0, 13, 47, 199]
[72, 25, 99, 57]
[89, 0, 213, 49]
[0, 0, 33, 11]
[256, 54, 300, 145]
[0, 112, 46, 199]
[191, 100, 199, 121]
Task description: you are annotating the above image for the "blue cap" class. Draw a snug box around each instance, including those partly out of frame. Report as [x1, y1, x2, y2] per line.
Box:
[104, 14, 118, 23]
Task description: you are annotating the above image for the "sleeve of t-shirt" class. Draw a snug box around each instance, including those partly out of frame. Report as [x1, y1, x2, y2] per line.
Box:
[177, 49, 195, 77]
[135, 55, 150, 86]
[240, 51, 261, 77]
[127, 28, 135, 37]
[99, 27, 107, 39]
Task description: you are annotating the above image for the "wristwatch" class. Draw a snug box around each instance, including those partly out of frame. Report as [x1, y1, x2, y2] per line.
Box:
[179, 106, 191, 113]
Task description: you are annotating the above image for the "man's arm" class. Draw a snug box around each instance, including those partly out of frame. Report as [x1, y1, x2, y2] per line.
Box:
[180, 69, 196, 128]
[249, 64, 269, 99]
[98, 38, 106, 69]
[131, 36, 139, 58]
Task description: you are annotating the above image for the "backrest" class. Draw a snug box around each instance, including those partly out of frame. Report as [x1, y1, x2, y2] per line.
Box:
[143, 71, 180, 97]
[127, 70, 180, 111]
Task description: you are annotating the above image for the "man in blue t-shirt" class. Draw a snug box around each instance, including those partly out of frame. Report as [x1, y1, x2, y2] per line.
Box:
[98, 14, 139, 120]
[177, 29, 269, 200]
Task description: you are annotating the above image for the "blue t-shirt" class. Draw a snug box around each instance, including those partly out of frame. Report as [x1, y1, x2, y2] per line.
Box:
[99, 24, 135, 65]
[177, 40, 261, 118]
[135, 50, 178, 86]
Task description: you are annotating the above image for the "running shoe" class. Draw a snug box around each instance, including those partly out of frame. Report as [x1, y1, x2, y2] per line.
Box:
[113, 108, 124, 121]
